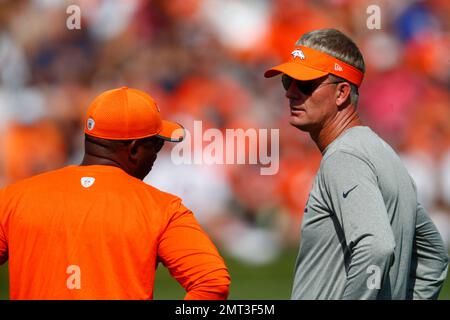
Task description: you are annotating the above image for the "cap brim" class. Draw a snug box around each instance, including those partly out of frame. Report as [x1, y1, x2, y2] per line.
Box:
[264, 62, 328, 80]
[156, 120, 185, 142]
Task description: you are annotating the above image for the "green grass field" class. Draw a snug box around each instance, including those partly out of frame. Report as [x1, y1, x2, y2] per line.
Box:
[1, 249, 449, 300]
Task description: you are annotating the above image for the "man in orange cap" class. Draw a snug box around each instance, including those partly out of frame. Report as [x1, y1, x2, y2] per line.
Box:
[265, 29, 448, 299]
[0, 87, 230, 299]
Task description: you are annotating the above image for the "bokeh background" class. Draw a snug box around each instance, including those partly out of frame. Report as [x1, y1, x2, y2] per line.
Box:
[1, 0, 450, 299]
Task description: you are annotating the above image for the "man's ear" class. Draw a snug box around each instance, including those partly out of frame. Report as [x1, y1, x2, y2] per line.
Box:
[128, 140, 139, 162]
[336, 82, 351, 108]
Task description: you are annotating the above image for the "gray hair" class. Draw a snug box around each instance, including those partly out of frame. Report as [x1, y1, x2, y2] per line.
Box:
[296, 29, 365, 106]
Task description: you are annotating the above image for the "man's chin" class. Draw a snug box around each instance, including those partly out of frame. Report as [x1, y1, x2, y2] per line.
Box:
[289, 118, 311, 132]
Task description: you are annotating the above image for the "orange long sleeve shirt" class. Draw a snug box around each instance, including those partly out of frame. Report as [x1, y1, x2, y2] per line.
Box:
[0, 165, 230, 299]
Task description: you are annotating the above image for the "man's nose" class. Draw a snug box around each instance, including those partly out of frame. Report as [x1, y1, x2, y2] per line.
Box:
[285, 80, 300, 100]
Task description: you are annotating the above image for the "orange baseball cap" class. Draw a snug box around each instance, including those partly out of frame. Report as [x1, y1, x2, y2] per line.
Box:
[264, 45, 364, 87]
[84, 87, 185, 142]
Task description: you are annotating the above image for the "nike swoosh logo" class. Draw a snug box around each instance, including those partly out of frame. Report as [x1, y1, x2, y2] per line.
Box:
[343, 185, 358, 198]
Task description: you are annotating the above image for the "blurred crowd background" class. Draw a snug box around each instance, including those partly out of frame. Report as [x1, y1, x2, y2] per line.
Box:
[0, 0, 449, 270]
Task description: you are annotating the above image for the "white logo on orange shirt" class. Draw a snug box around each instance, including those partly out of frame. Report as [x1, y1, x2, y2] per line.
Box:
[81, 177, 95, 188]
[334, 63, 343, 72]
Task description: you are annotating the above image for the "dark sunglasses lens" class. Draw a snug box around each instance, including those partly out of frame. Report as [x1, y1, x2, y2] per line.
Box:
[282, 75, 317, 95]
[282, 75, 292, 90]
[298, 82, 315, 95]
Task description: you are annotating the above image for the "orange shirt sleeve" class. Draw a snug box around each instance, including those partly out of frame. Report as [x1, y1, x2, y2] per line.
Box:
[0, 189, 8, 265]
[157, 197, 230, 300]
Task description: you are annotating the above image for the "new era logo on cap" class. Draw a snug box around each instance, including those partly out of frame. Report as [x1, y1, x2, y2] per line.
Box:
[334, 63, 343, 72]
[291, 49, 305, 60]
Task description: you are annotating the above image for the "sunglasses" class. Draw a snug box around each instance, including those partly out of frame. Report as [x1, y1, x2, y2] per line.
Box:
[282, 74, 342, 95]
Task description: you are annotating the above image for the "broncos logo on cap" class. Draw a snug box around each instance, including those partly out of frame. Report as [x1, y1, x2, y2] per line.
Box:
[291, 49, 305, 60]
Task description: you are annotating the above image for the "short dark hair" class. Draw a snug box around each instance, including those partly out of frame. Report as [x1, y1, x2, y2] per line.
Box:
[296, 29, 365, 106]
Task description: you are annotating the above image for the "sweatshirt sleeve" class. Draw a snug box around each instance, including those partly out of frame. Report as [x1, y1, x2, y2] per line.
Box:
[322, 151, 396, 299]
[157, 197, 230, 300]
[408, 203, 449, 299]
[0, 189, 8, 266]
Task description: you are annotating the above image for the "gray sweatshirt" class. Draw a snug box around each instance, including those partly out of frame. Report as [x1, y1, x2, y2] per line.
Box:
[291, 126, 449, 300]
